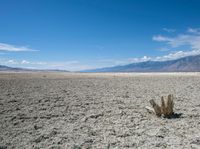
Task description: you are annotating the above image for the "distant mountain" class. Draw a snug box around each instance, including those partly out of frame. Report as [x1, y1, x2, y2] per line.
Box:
[84, 55, 200, 72]
[0, 65, 69, 72]
[0, 65, 26, 71]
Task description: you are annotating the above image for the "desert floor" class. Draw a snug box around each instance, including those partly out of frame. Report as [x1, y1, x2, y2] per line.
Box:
[1, 72, 200, 149]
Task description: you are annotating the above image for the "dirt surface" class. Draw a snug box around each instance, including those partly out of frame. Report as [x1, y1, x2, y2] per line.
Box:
[0, 72, 200, 149]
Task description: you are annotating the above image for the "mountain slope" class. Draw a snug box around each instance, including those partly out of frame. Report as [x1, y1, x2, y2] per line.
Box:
[84, 55, 200, 72]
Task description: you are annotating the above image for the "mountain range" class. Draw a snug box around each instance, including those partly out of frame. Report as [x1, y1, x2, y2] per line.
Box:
[0, 65, 68, 72]
[0, 65, 26, 71]
[83, 54, 200, 72]
[1, 54, 200, 72]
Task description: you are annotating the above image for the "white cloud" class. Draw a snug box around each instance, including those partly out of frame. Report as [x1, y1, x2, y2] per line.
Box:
[154, 49, 200, 61]
[153, 34, 200, 49]
[0, 43, 37, 52]
[126, 49, 200, 64]
[141, 56, 151, 61]
[153, 28, 200, 49]
[152, 35, 172, 42]
[163, 28, 176, 33]
[128, 56, 152, 63]
[187, 28, 200, 34]
[21, 60, 30, 64]
[7, 59, 18, 64]
[101, 49, 200, 66]
[125, 56, 151, 64]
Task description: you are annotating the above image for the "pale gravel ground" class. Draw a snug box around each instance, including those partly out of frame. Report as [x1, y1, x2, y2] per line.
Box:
[0, 72, 200, 149]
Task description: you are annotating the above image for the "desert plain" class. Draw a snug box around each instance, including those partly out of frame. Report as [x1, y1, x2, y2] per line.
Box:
[0, 72, 200, 149]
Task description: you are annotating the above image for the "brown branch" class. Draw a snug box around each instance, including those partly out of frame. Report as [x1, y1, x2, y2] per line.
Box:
[149, 99, 162, 117]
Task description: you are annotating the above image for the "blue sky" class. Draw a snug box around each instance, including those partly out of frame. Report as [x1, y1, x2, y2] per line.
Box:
[1, 0, 200, 71]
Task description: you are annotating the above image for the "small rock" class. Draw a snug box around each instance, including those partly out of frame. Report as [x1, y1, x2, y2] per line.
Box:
[72, 145, 81, 149]
[0, 145, 7, 149]
[191, 139, 200, 145]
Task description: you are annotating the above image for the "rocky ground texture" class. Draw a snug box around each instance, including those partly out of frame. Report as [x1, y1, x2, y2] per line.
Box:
[0, 72, 200, 149]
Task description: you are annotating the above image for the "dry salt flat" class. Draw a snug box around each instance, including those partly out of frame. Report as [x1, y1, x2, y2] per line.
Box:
[0, 72, 200, 149]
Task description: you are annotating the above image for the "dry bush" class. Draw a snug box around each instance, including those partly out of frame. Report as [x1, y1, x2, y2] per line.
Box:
[147, 94, 174, 118]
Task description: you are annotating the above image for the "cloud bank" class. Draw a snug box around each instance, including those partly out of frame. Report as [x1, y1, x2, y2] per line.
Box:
[153, 27, 200, 49]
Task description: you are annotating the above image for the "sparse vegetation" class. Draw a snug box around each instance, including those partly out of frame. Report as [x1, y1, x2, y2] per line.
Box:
[146, 94, 174, 118]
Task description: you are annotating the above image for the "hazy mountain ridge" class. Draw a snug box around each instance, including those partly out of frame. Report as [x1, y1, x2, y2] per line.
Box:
[0, 65, 25, 71]
[84, 55, 200, 72]
[0, 65, 69, 72]
[2, 54, 200, 72]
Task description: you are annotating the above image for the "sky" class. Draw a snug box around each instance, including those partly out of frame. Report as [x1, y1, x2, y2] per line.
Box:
[1, 0, 200, 71]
